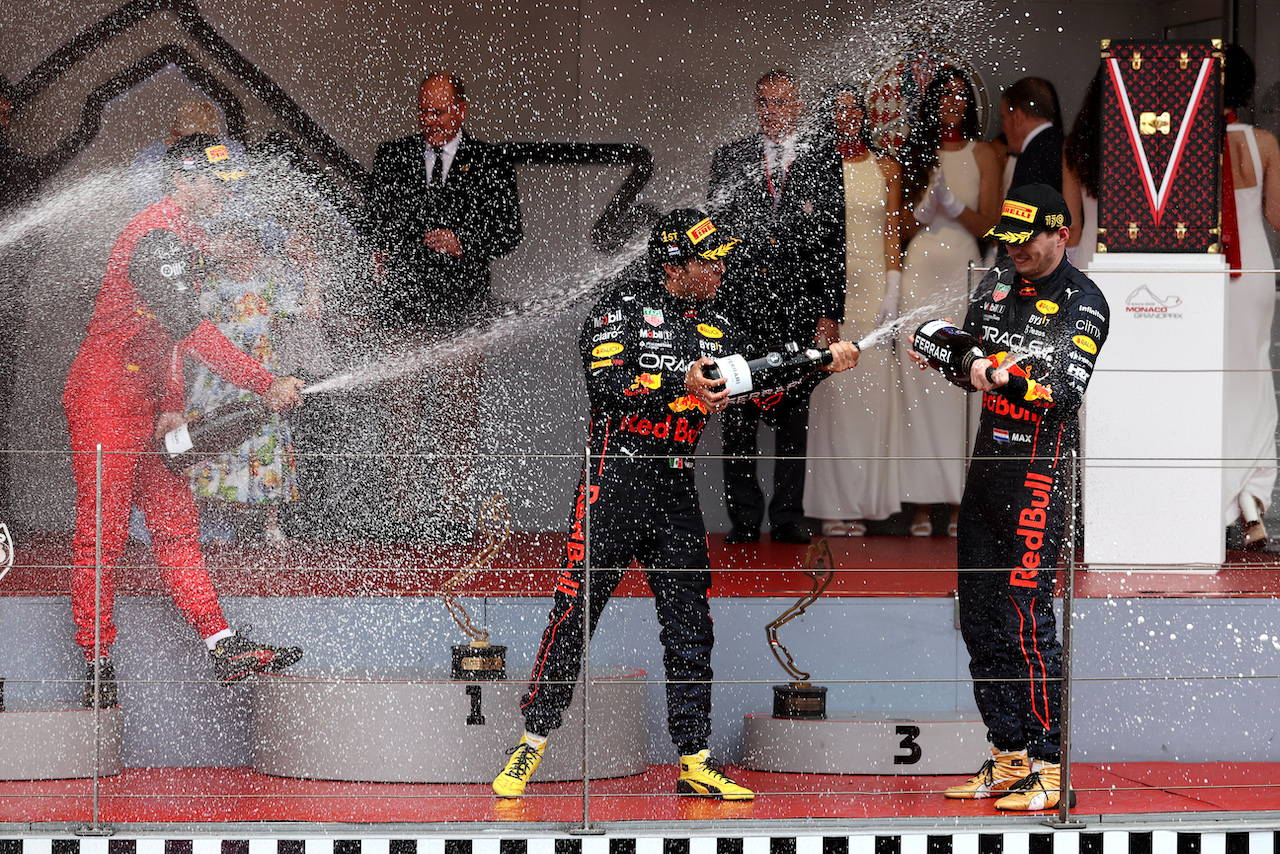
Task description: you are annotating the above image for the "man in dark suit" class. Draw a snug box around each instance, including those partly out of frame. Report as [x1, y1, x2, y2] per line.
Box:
[707, 69, 844, 544]
[366, 72, 522, 542]
[1002, 77, 1063, 192]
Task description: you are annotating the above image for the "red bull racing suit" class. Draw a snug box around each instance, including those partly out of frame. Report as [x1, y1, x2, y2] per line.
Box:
[520, 276, 815, 754]
[63, 197, 276, 658]
[952, 253, 1109, 761]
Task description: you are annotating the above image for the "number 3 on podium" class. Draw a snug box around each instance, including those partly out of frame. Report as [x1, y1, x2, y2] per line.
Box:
[894, 724, 922, 764]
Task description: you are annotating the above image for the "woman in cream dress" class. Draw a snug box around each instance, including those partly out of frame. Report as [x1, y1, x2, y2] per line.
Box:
[804, 87, 903, 535]
[897, 69, 1001, 536]
[1221, 46, 1280, 547]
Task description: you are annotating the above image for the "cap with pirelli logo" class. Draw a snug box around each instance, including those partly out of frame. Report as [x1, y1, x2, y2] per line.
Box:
[162, 133, 248, 182]
[648, 207, 739, 272]
[984, 183, 1071, 245]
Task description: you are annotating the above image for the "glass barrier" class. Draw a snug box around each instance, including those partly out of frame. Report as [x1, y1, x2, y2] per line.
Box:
[2, 418, 1279, 832]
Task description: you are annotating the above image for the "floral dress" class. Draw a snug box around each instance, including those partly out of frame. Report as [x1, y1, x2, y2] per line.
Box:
[187, 262, 300, 506]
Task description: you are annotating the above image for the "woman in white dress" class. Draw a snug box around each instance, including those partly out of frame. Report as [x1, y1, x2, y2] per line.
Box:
[805, 87, 903, 535]
[897, 69, 1001, 536]
[1221, 45, 1280, 547]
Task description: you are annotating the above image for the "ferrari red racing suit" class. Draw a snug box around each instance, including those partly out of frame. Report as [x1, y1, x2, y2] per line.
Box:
[63, 197, 275, 658]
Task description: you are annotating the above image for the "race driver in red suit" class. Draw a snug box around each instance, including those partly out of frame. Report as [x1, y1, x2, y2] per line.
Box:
[64, 134, 304, 709]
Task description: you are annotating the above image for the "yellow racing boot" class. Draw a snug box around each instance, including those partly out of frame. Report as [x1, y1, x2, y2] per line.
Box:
[676, 749, 754, 801]
[493, 733, 545, 798]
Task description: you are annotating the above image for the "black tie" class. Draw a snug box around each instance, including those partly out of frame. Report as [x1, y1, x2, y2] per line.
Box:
[429, 147, 443, 187]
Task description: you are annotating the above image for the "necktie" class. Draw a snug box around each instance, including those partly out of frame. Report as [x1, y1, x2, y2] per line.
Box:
[429, 147, 443, 188]
[765, 144, 787, 206]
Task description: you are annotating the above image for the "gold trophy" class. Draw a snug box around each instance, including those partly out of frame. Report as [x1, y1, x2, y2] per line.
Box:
[766, 538, 834, 719]
[441, 495, 512, 680]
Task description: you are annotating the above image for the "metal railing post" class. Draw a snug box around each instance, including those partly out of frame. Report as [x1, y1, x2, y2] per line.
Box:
[92, 443, 103, 829]
[1051, 449, 1084, 828]
[577, 447, 594, 832]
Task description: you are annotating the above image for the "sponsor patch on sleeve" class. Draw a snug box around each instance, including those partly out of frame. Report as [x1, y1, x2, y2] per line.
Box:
[1072, 334, 1097, 354]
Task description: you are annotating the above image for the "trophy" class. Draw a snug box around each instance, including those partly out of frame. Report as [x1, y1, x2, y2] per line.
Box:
[440, 495, 512, 680]
[766, 537, 835, 719]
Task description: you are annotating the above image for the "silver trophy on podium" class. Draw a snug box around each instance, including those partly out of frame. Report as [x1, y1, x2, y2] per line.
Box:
[766, 537, 835, 719]
[440, 495, 511, 680]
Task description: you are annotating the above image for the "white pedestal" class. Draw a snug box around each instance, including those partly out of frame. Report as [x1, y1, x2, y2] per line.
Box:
[0, 706, 123, 780]
[253, 666, 649, 783]
[1082, 253, 1227, 567]
[741, 710, 986, 774]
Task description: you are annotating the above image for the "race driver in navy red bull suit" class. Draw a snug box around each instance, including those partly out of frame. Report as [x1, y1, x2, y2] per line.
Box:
[908, 183, 1110, 811]
[492, 208, 860, 801]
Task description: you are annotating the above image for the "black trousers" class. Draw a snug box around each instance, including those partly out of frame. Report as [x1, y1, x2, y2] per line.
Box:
[956, 454, 1068, 761]
[520, 463, 713, 753]
[721, 392, 810, 530]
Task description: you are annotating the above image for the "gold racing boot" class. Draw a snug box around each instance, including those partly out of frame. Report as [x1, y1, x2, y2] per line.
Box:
[944, 747, 1030, 799]
[995, 760, 1077, 811]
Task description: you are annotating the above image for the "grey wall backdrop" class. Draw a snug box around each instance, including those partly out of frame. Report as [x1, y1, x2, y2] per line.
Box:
[1, 0, 1276, 535]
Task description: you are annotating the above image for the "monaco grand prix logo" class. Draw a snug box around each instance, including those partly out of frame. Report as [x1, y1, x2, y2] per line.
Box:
[1125, 285, 1183, 319]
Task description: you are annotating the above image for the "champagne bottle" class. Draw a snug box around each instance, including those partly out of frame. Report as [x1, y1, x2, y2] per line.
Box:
[704, 342, 833, 400]
[912, 320, 987, 380]
[159, 400, 272, 473]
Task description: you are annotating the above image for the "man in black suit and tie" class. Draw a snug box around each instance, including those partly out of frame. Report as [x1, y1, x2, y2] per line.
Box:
[366, 72, 522, 542]
[707, 69, 844, 544]
[1002, 77, 1063, 193]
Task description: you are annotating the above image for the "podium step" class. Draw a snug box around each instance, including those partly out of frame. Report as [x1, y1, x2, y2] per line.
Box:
[0, 706, 123, 780]
[742, 710, 987, 774]
[253, 667, 649, 783]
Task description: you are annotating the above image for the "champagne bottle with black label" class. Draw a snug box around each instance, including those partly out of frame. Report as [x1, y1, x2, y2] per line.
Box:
[704, 341, 833, 400]
[160, 400, 272, 473]
[912, 320, 986, 381]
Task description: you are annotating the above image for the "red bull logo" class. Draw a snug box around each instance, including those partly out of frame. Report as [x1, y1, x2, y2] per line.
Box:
[982, 392, 1040, 424]
[989, 352, 1029, 378]
[1023, 379, 1054, 405]
[624, 373, 662, 396]
[620, 413, 702, 444]
[1010, 471, 1054, 586]
[669, 394, 710, 414]
[565, 484, 601, 567]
